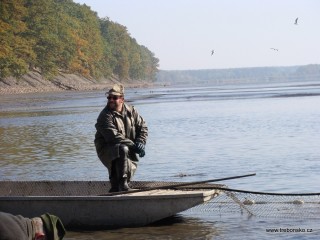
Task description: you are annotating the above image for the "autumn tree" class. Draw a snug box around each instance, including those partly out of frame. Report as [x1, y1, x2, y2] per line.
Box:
[0, 0, 35, 78]
[0, 0, 159, 81]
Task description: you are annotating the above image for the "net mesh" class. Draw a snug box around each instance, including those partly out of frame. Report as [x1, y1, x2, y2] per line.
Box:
[188, 188, 320, 219]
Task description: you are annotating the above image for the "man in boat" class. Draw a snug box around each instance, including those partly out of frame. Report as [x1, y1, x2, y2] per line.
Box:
[0, 211, 66, 240]
[94, 84, 148, 192]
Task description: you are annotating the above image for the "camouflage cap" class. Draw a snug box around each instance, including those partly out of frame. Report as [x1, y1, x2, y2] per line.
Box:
[108, 84, 124, 96]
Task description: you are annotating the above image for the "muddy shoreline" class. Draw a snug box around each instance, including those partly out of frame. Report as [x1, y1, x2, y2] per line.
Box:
[0, 71, 153, 95]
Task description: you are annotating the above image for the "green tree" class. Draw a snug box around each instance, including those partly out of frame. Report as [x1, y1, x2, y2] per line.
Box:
[24, 0, 63, 77]
[140, 45, 159, 80]
[99, 18, 116, 78]
[129, 38, 144, 79]
[101, 20, 132, 79]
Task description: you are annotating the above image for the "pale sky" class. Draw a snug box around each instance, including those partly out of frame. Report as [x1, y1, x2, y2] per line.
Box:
[73, 0, 320, 70]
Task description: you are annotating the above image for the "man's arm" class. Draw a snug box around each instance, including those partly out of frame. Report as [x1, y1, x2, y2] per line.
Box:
[133, 107, 148, 144]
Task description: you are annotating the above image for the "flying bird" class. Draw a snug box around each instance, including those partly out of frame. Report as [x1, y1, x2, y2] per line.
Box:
[270, 48, 278, 51]
[211, 50, 214, 55]
[294, 17, 298, 25]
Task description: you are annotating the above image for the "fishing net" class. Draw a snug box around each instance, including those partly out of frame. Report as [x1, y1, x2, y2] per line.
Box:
[132, 180, 320, 219]
[187, 187, 320, 219]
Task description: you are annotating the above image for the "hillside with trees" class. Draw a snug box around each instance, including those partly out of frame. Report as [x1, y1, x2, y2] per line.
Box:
[0, 0, 159, 82]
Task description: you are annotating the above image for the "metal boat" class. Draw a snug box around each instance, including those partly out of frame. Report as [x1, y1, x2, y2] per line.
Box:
[0, 181, 224, 229]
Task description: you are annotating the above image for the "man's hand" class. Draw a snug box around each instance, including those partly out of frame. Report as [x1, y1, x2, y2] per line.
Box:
[135, 142, 145, 157]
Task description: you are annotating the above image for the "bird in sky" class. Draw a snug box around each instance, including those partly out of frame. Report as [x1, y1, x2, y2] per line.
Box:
[270, 48, 279, 51]
[211, 50, 214, 55]
[294, 17, 298, 25]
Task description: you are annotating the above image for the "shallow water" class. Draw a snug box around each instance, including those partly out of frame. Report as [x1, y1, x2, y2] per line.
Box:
[1, 81, 320, 239]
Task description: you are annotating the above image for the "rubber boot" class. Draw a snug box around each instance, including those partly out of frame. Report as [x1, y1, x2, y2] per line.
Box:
[116, 158, 131, 191]
[109, 176, 119, 192]
[117, 145, 132, 191]
[108, 162, 119, 193]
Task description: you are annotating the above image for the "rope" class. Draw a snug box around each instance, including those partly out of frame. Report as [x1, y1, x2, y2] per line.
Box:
[214, 187, 320, 196]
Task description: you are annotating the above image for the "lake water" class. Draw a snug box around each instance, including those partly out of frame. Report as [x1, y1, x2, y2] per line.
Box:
[1, 81, 320, 239]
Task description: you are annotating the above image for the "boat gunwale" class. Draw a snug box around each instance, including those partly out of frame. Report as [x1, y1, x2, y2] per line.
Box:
[0, 189, 219, 201]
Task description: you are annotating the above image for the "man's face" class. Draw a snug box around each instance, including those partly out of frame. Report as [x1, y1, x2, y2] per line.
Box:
[107, 94, 124, 111]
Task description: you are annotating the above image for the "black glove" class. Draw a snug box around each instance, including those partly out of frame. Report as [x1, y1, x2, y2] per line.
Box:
[135, 142, 145, 158]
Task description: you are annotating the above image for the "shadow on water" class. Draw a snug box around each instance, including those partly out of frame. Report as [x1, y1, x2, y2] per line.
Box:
[65, 215, 220, 240]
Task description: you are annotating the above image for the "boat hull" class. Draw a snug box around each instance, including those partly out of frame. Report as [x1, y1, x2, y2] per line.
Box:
[0, 181, 223, 228]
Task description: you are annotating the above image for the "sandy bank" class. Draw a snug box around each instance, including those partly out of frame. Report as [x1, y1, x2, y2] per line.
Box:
[0, 71, 152, 95]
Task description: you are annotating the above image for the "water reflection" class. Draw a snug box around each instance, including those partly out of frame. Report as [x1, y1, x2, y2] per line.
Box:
[66, 215, 220, 240]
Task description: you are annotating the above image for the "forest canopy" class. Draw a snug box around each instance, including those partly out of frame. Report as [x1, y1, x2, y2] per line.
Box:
[0, 0, 159, 81]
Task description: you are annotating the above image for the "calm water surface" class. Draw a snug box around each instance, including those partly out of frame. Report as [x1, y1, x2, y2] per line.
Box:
[1, 81, 320, 239]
